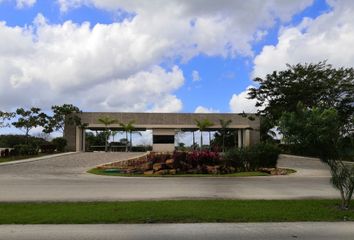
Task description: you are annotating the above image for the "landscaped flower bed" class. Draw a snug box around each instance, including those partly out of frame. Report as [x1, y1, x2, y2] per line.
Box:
[96, 144, 288, 176]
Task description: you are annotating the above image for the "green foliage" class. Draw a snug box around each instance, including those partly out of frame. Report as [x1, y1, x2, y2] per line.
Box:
[279, 104, 341, 158]
[85, 132, 107, 151]
[98, 116, 118, 152]
[13, 144, 38, 156]
[43, 104, 84, 134]
[218, 119, 232, 152]
[0, 135, 47, 148]
[250, 61, 354, 208]
[119, 121, 137, 152]
[194, 118, 214, 147]
[248, 62, 354, 133]
[223, 143, 280, 171]
[328, 160, 354, 209]
[52, 137, 67, 152]
[0, 111, 15, 128]
[39, 144, 56, 153]
[12, 107, 47, 140]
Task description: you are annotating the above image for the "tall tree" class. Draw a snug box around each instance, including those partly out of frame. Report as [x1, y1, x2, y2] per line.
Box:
[248, 61, 354, 134]
[98, 116, 118, 152]
[43, 104, 83, 134]
[119, 121, 136, 152]
[0, 111, 15, 128]
[278, 103, 341, 158]
[194, 119, 214, 149]
[251, 62, 354, 209]
[12, 107, 47, 142]
[218, 119, 232, 152]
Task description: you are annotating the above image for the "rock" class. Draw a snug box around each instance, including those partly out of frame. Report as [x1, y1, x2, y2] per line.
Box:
[165, 159, 175, 168]
[206, 165, 220, 174]
[186, 168, 199, 174]
[271, 168, 288, 175]
[258, 168, 273, 174]
[144, 170, 154, 175]
[153, 163, 166, 171]
[140, 162, 153, 171]
[154, 169, 169, 175]
[169, 169, 177, 175]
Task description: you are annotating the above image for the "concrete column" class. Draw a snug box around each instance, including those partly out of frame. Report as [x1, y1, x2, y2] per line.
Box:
[243, 129, 251, 147]
[82, 128, 86, 152]
[75, 127, 83, 152]
[238, 129, 243, 148]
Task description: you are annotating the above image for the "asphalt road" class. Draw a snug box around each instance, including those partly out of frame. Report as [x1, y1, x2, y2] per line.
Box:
[1, 223, 353, 240]
[0, 152, 338, 202]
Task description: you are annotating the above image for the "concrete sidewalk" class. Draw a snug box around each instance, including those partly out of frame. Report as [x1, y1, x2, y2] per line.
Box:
[0, 222, 353, 240]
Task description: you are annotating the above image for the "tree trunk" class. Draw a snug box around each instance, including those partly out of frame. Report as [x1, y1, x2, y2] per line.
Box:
[125, 131, 128, 152]
[222, 135, 225, 152]
[192, 132, 195, 149]
[129, 131, 132, 152]
[105, 129, 108, 152]
[209, 131, 211, 149]
[200, 131, 203, 150]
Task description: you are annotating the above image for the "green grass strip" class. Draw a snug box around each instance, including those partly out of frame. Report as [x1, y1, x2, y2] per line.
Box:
[0, 200, 352, 224]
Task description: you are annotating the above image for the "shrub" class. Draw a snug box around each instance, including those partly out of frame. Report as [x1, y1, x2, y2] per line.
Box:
[40, 144, 56, 153]
[253, 143, 280, 168]
[222, 143, 280, 171]
[13, 144, 38, 156]
[52, 137, 67, 152]
[0, 135, 47, 148]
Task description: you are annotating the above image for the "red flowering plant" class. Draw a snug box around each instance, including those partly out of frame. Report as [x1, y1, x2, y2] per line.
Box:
[186, 150, 220, 167]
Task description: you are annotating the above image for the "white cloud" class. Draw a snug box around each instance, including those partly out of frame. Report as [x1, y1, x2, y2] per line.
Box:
[16, 0, 36, 8]
[58, 0, 313, 58]
[191, 70, 201, 82]
[0, 1, 314, 112]
[194, 106, 219, 113]
[253, 0, 354, 78]
[0, 16, 184, 112]
[229, 86, 258, 113]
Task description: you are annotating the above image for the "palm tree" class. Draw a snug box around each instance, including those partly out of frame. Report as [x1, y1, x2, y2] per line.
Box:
[219, 119, 232, 152]
[119, 120, 136, 152]
[110, 130, 119, 142]
[194, 119, 214, 149]
[98, 116, 118, 152]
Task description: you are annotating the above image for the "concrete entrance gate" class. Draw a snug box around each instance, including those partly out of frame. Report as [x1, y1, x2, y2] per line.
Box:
[64, 112, 260, 152]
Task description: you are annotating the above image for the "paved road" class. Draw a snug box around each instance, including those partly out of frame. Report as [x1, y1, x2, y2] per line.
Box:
[1, 222, 353, 240]
[0, 152, 338, 201]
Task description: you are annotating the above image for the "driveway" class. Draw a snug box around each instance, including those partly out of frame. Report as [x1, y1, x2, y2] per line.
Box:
[0, 152, 338, 202]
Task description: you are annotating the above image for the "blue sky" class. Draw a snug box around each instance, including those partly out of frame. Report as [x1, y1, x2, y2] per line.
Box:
[1, 0, 354, 121]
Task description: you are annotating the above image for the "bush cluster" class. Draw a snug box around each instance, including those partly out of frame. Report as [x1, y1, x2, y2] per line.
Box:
[13, 144, 39, 156]
[0, 135, 68, 157]
[222, 143, 280, 171]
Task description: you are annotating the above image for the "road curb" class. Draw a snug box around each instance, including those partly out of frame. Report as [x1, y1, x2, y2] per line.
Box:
[0, 152, 77, 166]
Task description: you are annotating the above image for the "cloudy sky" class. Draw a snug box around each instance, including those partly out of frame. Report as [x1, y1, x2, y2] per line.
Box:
[1, 0, 353, 116]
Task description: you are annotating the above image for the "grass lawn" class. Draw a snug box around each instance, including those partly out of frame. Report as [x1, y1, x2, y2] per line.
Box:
[88, 168, 271, 177]
[0, 153, 54, 163]
[0, 200, 352, 224]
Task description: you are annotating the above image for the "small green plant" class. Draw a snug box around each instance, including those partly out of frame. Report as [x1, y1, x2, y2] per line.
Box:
[328, 160, 354, 210]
